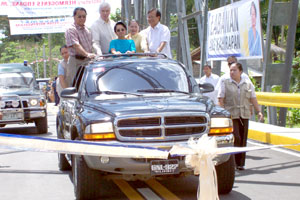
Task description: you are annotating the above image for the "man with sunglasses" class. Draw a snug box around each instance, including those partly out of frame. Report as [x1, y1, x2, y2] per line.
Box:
[65, 7, 96, 80]
[91, 2, 116, 54]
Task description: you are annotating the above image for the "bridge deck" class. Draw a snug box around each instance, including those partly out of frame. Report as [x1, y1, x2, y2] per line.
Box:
[249, 121, 300, 152]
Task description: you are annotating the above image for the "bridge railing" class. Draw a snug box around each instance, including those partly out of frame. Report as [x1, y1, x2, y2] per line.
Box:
[256, 92, 300, 108]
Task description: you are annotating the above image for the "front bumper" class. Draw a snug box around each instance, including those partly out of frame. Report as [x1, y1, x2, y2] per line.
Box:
[0, 95, 46, 124]
[0, 108, 46, 124]
[83, 134, 234, 177]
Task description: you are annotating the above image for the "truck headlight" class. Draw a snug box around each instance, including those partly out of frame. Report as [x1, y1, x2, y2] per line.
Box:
[209, 118, 233, 135]
[12, 100, 19, 108]
[29, 98, 38, 106]
[84, 122, 116, 140]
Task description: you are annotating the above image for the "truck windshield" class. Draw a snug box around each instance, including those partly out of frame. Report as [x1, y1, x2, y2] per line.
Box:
[92, 62, 190, 94]
[0, 72, 34, 88]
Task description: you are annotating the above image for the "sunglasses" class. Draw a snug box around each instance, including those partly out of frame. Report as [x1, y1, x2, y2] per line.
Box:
[116, 28, 125, 32]
[77, 15, 86, 19]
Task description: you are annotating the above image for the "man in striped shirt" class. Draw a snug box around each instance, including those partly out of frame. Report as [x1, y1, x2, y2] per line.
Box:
[65, 7, 96, 81]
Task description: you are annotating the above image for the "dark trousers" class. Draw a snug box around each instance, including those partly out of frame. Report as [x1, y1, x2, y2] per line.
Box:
[232, 118, 249, 167]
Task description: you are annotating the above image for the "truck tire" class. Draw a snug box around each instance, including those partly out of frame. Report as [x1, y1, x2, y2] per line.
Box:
[216, 155, 235, 194]
[35, 116, 48, 134]
[58, 154, 71, 171]
[57, 118, 71, 171]
[72, 155, 101, 200]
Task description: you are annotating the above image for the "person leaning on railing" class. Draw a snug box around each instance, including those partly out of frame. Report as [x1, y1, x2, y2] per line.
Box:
[65, 7, 96, 80]
[218, 62, 263, 171]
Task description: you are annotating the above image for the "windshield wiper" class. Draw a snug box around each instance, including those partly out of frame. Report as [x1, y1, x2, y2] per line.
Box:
[89, 90, 143, 97]
[8, 85, 24, 88]
[137, 88, 189, 94]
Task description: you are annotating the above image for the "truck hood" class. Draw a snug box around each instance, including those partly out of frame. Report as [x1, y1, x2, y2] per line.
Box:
[85, 94, 212, 117]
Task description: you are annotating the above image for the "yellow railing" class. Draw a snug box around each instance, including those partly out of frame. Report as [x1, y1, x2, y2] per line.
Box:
[256, 92, 300, 108]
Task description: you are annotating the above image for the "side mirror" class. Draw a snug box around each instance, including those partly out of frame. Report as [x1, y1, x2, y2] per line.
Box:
[61, 87, 79, 99]
[199, 83, 214, 93]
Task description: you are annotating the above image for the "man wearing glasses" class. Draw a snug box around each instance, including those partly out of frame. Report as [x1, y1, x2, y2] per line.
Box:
[144, 8, 172, 58]
[65, 7, 96, 81]
[91, 2, 116, 54]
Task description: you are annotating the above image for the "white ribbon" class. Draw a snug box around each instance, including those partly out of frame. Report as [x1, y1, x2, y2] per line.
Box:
[1, 133, 299, 200]
[0, 133, 169, 159]
[170, 135, 219, 200]
[170, 135, 300, 200]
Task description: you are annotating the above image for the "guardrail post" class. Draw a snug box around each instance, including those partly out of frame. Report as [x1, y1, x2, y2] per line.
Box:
[266, 86, 277, 125]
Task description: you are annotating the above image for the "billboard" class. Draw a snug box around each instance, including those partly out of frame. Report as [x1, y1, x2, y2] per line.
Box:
[9, 17, 73, 35]
[0, 0, 102, 17]
[207, 0, 263, 60]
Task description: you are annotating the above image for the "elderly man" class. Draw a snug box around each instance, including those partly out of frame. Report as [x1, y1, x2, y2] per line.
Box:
[144, 8, 172, 58]
[65, 7, 96, 75]
[91, 2, 116, 54]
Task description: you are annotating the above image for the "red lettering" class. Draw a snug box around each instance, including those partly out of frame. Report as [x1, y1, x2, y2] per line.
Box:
[1, 1, 8, 6]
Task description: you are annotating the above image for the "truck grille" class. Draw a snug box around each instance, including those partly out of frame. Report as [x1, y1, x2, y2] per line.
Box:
[115, 114, 208, 141]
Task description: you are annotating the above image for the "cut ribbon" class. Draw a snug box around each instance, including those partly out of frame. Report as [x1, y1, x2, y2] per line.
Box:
[0, 133, 299, 200]
[0, 133, 169, 159]
[170, 135, 300, 200]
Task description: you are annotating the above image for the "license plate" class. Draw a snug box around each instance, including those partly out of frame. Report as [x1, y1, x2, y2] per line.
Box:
[150, 159, 179, 175]
[2, 112, 23, 120]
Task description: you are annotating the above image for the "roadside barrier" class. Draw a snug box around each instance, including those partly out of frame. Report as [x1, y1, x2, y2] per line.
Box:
[256, 92, 300, 108]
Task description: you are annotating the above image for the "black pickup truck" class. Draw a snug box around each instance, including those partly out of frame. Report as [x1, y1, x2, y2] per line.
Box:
[56, 54, 235, 200]
[0, 63, 47, 133]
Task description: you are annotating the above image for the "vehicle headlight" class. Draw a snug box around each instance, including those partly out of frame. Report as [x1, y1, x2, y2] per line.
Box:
[12, 100, 19, 108]
[30, 98, 38, 106]
[209, 118, 233, 135]
[28, 98, 45, 107]
[84, 122, 116, 140]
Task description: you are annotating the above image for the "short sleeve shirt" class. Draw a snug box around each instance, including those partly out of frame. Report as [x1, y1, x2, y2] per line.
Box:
[58, 63, 65, 76]
[145, 23, 172, 58]
[65, 23, 93, 56]
[199, 73, 220, 104]
[109, 39, 136, 53]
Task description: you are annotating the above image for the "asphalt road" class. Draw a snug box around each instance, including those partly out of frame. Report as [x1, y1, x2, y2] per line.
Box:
[0, 103, 299, 200]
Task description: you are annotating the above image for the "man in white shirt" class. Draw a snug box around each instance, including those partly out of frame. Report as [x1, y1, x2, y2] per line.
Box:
[144, 8, 172, 58]
[91, 2, 116, 54]
[199, 64, 220, 104]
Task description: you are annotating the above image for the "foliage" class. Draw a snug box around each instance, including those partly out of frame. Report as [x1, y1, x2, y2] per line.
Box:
[269, 53, 300, 127]
[286, 52, 300, 127]
[249, 76, 260, 92]
[287, 108, 300, 127]
[290, 52, 300, 92]
[0, 35, 62, 78]
[110, 8, 121, 22]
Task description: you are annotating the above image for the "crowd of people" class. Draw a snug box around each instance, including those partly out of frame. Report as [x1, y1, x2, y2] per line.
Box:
[54, 2, 263, 171]
[54, 2, 172, 103]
